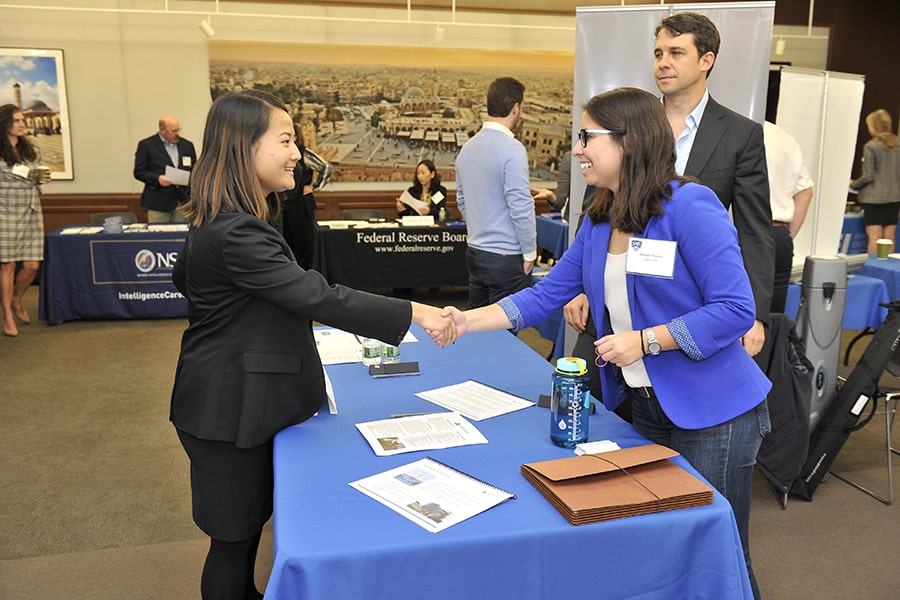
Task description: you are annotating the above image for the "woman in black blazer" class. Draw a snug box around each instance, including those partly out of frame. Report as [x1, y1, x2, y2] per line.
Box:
[170, 90, 454, 600]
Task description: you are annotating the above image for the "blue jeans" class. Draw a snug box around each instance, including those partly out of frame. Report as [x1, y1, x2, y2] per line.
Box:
[631, 390, 770, 600]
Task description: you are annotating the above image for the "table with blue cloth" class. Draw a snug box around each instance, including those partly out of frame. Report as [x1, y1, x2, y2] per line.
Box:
[858, 256, 900, 301]
[840, 213, 900, 255]
[536, 213, 569, 259]
[268, 327, 753, 600]
[39, 226, 187, 325]
[783, 273, 889, 330]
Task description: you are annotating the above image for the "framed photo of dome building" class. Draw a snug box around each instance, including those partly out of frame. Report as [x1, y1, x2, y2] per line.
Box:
[0, 48, 73, 180]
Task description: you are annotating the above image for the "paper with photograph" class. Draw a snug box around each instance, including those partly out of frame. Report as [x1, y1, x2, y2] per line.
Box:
[355, 411, 487, 456]
[349, 457, 515, 532]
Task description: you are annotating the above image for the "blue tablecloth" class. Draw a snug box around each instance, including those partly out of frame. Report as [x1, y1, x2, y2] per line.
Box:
[784, 274, 889, 330]
[840, 212, 868, 255]
[39, 226, 187, 324]
[858, 256, 900, 301]
[268, 327, 752, 600]
[536, 214, 568, 259]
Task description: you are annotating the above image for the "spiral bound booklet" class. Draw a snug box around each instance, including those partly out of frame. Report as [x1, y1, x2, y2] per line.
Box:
[349, 457, 515, 533]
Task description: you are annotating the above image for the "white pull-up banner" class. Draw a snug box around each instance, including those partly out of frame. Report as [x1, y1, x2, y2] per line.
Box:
[774, 67, 865, 266]
[571, 2, 775, 222]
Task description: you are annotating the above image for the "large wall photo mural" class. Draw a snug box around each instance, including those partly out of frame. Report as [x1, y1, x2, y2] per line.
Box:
[209, 41, 574, 184]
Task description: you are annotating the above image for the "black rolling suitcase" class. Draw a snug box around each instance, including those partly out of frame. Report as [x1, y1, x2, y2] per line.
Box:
[791, 300, 900, 500]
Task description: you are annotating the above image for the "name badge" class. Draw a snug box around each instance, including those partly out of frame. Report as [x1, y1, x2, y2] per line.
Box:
[625, 237, 676, 278]
[182, 156, 192, 168]
[12, 164, 30, 179]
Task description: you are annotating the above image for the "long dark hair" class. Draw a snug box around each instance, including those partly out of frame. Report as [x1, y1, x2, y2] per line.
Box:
[187, 90, 289, 226]
[584, 88, 684, 233]
[411, 159, 441, 195]
[0, 104, 37, 165]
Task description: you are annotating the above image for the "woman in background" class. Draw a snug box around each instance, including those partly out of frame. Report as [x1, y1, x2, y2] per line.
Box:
[279, 121, 332, 270]
[851, 109, 900, 253]
[395, 159, 448, 218]
[0, 104, 50, 337]
[441, 88, 770, 599]
[170, 89, 453, 599]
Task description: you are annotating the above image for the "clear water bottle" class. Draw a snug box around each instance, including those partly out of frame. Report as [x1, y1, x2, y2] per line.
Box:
[438, 207, 447, 222]
[362, 338, 381, 366]
[381, 342, 401, 363]
[550, 357, 591, 448]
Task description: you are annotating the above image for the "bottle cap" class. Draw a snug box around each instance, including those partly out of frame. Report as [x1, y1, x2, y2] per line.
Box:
[555, 357, 587, 376]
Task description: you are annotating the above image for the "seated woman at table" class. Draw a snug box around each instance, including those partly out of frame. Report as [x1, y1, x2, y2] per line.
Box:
[395, 159, 448, 219]
[170, 89, 455, 600]
[850, 108, 900, 254]
[439, 88, 771, 599]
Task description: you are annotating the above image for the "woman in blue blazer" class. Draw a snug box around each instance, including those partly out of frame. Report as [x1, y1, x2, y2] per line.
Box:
[170, 90, 454, 599]
[443, 88, 771, 594]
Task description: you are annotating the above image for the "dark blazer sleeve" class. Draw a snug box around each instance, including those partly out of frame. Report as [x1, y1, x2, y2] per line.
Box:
[133, 136, 168, 187]
[171, 214, 412, 447]
[685, 98, 774, 323]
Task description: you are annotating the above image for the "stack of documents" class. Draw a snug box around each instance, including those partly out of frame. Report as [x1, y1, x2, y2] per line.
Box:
[521, 444, 712, 525]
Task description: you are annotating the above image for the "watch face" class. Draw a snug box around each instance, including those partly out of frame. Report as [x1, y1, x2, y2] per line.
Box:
[649, 342, 661, 355]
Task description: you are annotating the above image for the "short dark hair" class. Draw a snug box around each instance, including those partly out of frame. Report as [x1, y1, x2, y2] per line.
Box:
[486, 77, 525, 118]
[584, 88, 682, 233]
[187, 90, 289, 226]
[655, 12, 721, 77]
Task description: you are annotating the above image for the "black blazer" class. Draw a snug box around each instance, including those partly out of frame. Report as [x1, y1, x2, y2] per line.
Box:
[133, 134, 197, 212]
[684, 97, 774, 324]
[170, 212, 411, 448]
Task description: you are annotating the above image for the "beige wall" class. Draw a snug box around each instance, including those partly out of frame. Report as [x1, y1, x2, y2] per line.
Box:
[1, 1, 826, 195]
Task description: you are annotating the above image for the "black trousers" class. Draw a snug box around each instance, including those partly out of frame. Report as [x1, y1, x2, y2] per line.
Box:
[771, 225, 793, 314]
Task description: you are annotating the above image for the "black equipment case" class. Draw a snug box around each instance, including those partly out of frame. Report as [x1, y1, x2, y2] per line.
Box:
[791, 301, 900, 500]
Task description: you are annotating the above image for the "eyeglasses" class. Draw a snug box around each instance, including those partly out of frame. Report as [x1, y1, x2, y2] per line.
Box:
[578, 128, 615, 148]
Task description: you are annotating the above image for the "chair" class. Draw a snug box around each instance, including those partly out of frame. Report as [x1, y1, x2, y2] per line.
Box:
[342, 209, 383, 220]
[89, 211, 138, 224]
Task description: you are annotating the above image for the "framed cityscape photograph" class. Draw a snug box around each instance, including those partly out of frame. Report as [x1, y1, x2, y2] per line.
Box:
[209, 41, 574, 185]
[0, 47, 74, 180]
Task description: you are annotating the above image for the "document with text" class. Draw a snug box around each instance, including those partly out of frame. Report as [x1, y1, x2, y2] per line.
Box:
[355, 411, 487, 456]
[349, 456, 515, 532]
[398, 189, 430, 215]
[416, 380, 535, 421]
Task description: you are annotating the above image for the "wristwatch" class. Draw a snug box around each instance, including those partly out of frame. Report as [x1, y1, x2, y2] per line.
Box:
[644, 328, 661, 356]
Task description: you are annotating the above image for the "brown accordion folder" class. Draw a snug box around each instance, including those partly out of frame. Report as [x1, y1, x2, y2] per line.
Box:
[521, 444, 713, 525]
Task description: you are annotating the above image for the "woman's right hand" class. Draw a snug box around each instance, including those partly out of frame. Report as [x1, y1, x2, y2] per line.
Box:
[563, 293, 590, 333]
[395, 199, 405, 212]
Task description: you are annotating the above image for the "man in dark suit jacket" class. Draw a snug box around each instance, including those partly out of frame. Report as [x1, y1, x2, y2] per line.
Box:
[133, 115, 196, 222]
[654, 12, 773, 360]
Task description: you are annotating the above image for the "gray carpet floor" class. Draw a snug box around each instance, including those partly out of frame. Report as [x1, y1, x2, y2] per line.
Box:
[1, 285, 898, 599]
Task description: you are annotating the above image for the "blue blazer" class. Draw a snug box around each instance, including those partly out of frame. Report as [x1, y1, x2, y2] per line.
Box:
[502, 181, 771, 429]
